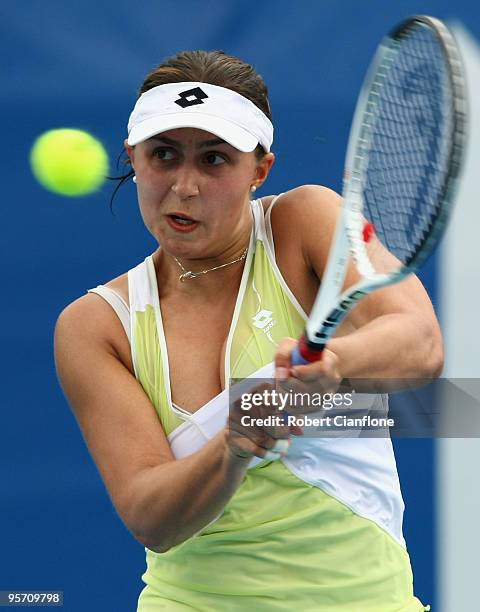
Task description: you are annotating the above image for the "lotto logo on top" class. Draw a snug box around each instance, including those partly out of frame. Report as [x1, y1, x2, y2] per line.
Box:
[251, 280, 277, 345]
[252, 310, 277, 345]
[174, 87, 209, 108]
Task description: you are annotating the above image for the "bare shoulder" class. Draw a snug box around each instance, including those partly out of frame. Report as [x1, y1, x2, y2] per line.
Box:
[262, 185, 341, 244]
[267, 184, 342, 267]
[55, 288, 132, 374]
[267, 184, 341, 217]
[56, 292, 119, 345]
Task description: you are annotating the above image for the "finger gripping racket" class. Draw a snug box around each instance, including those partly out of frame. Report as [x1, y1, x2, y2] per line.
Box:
[293, 15, 467, 366]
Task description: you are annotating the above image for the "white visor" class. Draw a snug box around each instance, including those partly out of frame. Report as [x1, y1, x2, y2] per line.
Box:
[127, 81, 273, 153]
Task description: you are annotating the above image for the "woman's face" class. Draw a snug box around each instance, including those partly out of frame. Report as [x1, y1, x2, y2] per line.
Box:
[126, 128, 274, 259]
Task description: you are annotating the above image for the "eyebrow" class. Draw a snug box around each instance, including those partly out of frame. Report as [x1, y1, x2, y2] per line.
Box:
[149, 135, 228, 149]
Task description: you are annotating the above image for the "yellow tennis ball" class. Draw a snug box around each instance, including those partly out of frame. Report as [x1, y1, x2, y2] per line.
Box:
[30, 128, 109, 197]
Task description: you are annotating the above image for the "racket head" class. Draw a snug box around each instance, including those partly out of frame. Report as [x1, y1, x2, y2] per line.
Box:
[343, 14, 468, 278]
[301, 15, 468, 357]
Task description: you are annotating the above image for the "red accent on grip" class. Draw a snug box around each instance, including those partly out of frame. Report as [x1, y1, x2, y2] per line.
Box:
[298, 335, 324, 362]
[362, 222, 375, 243]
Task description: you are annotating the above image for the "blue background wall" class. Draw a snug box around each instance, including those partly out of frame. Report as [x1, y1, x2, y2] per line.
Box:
[2, 2, 478, 610]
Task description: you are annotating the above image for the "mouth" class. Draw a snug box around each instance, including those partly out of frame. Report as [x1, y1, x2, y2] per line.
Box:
[166, 212, 200, 233]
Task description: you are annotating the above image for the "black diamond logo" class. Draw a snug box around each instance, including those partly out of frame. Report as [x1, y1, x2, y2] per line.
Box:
[174, 87, 209, 108]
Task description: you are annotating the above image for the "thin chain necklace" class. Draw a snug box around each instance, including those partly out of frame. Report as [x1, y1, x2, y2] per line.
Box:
[173, 247, 248, 282]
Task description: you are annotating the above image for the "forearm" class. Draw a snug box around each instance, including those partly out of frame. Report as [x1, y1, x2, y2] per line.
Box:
[127, 430, 249, 552]
[329, 313, 444, 382]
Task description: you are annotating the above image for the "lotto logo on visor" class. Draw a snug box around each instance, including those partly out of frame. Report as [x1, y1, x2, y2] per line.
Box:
[174, 87, 209, 108]
[127, 81, 274, 152]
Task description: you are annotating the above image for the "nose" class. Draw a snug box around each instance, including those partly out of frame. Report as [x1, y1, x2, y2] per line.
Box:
[171, 166, 200, 199]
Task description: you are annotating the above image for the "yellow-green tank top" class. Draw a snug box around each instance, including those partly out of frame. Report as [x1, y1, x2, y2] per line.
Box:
[126, 198, 429, 611]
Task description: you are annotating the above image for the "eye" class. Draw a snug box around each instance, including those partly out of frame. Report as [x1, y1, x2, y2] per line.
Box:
[153, 147, 177, 161]
[204, 152, 227, 166]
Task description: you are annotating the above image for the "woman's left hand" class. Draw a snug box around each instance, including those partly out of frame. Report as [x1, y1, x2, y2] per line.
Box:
[274, 337, 342, 404]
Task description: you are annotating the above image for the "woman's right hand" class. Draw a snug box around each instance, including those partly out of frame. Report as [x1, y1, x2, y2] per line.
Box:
[225, 382, 302, 462]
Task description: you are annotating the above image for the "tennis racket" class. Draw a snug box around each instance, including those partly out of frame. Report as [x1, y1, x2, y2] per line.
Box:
[293, 15, 467, 365]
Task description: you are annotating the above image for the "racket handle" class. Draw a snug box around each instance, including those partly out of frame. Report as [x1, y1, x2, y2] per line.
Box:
[291, 335, 325, 365]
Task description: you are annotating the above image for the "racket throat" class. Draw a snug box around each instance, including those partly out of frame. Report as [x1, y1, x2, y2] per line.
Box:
[297, 334, 326, 362]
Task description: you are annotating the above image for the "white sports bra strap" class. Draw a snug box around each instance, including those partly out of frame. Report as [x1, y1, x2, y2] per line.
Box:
[88, 286, 131, 343]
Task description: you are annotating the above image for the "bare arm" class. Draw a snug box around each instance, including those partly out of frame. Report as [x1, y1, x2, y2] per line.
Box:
[54, 295, 255, 553]
[271, 185, 444, 381]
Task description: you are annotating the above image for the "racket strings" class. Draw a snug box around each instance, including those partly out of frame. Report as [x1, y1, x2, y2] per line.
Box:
[360, 22, 454, 271]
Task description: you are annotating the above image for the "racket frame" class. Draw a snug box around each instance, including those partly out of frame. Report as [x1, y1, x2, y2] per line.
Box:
[299, 15, 467, 360]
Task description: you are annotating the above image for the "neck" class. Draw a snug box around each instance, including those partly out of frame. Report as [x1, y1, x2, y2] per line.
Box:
[155, 234, 252, 296]
[175, 246, 248, 281]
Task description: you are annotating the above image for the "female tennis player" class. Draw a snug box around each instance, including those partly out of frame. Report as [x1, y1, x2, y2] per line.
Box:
[54, 51, 439, 611]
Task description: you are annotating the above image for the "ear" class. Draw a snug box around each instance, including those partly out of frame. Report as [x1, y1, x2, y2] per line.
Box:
[252, 152, 275, 189]
[124, 139, 135, 170]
